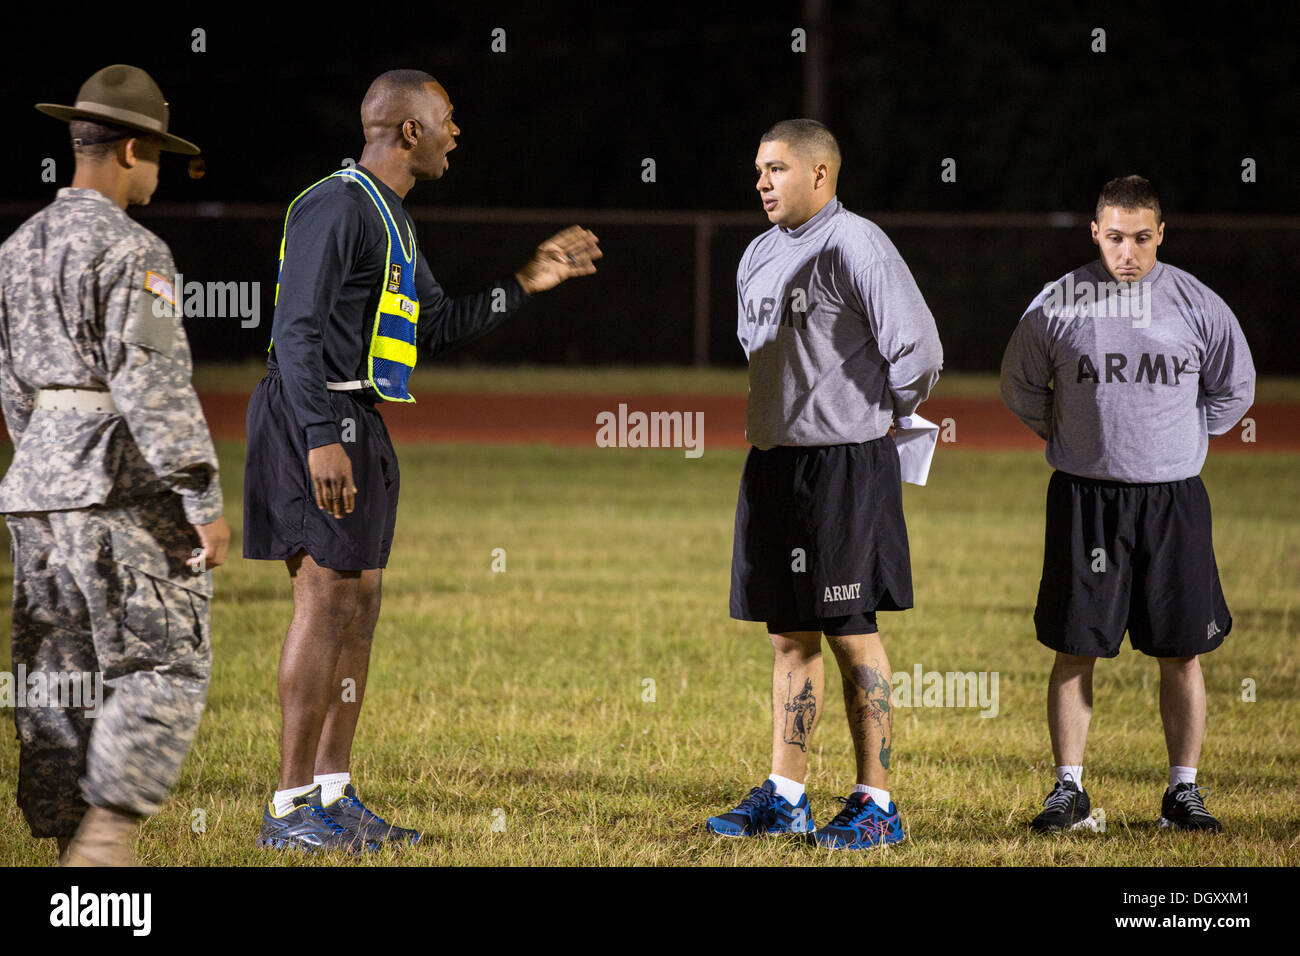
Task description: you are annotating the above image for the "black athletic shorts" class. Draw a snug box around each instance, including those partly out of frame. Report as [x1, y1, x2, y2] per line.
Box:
[1034, 471, 1231, 659]
[730, 436, 913, 637]
[243, 369, 400, 571]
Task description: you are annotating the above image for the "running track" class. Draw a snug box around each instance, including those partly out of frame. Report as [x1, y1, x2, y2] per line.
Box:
[164, 393, 1299, 451]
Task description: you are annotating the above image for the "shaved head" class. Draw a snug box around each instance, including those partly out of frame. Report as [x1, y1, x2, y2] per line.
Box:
[361, 69, 441, 143]
[760, 118, 841, 189]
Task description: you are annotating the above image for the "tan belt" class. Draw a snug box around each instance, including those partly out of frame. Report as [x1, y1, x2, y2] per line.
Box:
[326, 380, 372, 391]
[34, 388, 118, 413]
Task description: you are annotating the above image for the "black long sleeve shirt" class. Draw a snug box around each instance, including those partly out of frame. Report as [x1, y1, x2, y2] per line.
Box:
[268, 165, 529, 448]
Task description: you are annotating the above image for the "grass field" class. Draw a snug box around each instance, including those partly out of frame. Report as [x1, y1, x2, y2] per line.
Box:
[0, 373, 1297, 866]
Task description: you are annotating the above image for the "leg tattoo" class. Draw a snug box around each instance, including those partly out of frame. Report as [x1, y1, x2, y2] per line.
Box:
[783, 673, 817, 753]
[851, 664, 892, 769]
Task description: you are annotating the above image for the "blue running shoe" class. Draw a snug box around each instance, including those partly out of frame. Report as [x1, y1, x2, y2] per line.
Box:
[323, 784, 421, 846]
[813, 792, 905, 850]
[256, 785, 380, 853]
[706, 780, 816, 836]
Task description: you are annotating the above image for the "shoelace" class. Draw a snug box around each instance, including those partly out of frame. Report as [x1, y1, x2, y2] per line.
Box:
[1173, 785, 1214, 817]
[306, 805, 347, 835]
[735, 786, 780, 825]
[340, 794, 391, 828]
[1041, 783, 1077, 814]
[827, 796, 879, 832]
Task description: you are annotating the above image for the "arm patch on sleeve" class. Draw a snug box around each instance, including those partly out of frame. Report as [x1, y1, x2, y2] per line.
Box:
[128, 275, 177, 354]
[145, 270, 176, 306]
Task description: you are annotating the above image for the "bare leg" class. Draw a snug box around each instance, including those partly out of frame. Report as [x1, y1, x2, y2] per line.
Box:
[276, 552, 361, 790]
[1157, 656, 1205, 769]
[827, 632, 892, 789]
[770, 631, 823, 783]
[1047, 652, 1095, 767]
[314, 569, 383, 775]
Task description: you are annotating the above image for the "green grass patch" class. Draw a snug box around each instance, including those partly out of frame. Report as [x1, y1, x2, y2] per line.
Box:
[0, 442, 1296, 866]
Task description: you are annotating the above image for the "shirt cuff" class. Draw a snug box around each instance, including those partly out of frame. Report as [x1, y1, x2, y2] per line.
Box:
[306, 422, 342, 449]
[181, 481, 224, 525]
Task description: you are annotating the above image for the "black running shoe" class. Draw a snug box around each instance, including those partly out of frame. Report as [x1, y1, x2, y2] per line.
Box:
[1030, 778, 1096, 832]
[323, 784, 422, 846]
[256, 785, 380, 853]
[1158, 782, 1222, 832]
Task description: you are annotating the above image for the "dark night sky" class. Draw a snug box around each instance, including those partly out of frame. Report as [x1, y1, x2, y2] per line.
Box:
[3, 3, 1296, 213]
[1, 2, 1297, 371]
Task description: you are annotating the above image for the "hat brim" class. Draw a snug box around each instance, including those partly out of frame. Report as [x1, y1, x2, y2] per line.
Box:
[36, 102, 201, 155]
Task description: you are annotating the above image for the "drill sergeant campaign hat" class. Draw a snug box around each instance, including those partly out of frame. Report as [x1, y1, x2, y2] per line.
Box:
[36, 64, 201, 154]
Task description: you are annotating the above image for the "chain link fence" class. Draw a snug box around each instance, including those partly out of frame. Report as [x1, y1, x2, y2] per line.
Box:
[3, 203, 1295, 373]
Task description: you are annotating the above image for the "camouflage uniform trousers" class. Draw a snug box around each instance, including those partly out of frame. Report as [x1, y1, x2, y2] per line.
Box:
[5, 491, 211, 838]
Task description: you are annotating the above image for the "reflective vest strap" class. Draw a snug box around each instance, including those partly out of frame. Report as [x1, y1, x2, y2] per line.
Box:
[338, 168, 415, 265]
[371, 336, 417, 367]
[339, 170, 420, 403]
[270, 171, 345, 352]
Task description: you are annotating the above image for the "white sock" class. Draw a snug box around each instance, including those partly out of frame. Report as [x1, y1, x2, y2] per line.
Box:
[315, 772, 350, 805]
[1169, 766, 1197, 790]
[1056, 765, 1084, 790]
[272, 783, 316, 817]
[767, 774, 805, 804]
[854, 783, 891, 808]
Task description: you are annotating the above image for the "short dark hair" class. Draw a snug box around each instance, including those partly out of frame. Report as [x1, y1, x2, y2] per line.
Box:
[361, 69, 440, 124]
[69, 119, 135, 159]
[760, 118, 841, 167]
[372, 68, 437, 90]
[1095, 174, 1162, 225]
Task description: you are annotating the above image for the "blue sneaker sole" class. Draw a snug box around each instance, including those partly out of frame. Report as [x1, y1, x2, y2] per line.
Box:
[813, 830, 906, 850]
[705, 822, 817, 837]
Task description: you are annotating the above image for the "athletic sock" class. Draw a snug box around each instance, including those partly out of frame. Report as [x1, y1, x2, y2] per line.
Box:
[1169, 765, 1197, 790]
[854, 783, 891, 808]
[315, 772, 350, 805]
[767, 774, 805, 805]
[1055, 765, 1084, 791]
[272, 783, 316, 817]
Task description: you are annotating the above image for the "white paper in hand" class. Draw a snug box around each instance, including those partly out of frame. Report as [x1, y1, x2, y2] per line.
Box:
[893, 413, 940, 486]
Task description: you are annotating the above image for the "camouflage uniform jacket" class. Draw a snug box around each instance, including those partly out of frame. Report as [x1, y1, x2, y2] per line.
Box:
[0, 187, 222, 523]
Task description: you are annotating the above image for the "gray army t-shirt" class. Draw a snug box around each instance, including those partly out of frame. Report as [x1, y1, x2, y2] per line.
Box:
[1001, 259, 1255, 482]
[737, 197, 944, 450]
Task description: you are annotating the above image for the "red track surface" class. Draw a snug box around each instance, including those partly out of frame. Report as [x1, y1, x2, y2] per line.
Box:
[178, 392, 1298, 451]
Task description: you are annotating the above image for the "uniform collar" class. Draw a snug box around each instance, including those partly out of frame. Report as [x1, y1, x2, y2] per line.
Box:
[1090, 258, 1165, 293]
[56, 187, 122, 209]
[777, 195, 840, 243]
